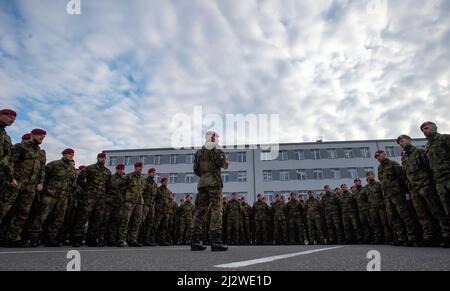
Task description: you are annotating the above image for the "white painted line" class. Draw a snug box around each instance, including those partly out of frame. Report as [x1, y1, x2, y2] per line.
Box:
[214, 246, 344, 268]
[0, 247, 189, 255]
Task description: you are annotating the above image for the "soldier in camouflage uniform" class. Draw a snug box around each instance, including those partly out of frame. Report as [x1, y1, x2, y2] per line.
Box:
[4, 128, 46, 247]
[140, 168, 158, 246]
[191, 131, 228, 251]
[117, 162, 145, 247]
[71, 152, 111, 247]
[240, 196, 251, 245]
[353, 178, 372, 242]
[286, 192, 305, 245]
[398, 134, 450, 247]
[273, 194, 288, 245]
[253, 193, 267, 245]
[321, 185, 344, 244]
[365, 171, 392, 244]
[178, 194, 194, 245]
[151, 177, 171, 246]
[104, 163, 126, 246]
[167, 192, 178, 244]
[222, 196, 228, 243]
[226, 192, 241, 245]
[376, 150, 418, 246]
[28, 148, 77, 247]
[305, 191, 324, 245]
[339, 184, 363, 244]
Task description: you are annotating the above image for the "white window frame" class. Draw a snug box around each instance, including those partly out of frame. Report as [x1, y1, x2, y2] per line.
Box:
[280, 170, 290, 181]
[295, 150, 305, 160]
[313, 169, 323, 180]
[344, 148, 354, 159]
[109, 157, 117, 167]
[385, 146, 395, 157]
[348, 168, 357, 179]
[312, 149, 321, 160]
[154, 155, 161, 165]
[360, 147, 371, 158]
[327, 149, 337, 159]
[263, 170, 272, 182]
[238, 171, 247, 182]
[238, 152, 247, 163]
[169, 174, 177, 184]
[185, 174, 194, 184]
[331, 168, 341, 179]
[296, 169, 307, 180]
[221, 173, 229, 183]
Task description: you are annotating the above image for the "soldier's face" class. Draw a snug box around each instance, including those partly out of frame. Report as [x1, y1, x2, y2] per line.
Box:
[32, 134, 45, 144]
[308, 192, 313, 198]
[376, 153, 387, 162]
[63, 153, 74, 161]
[149, 172, 156, 177]
[0, 114, 15, 126]
[116, 169, 124, 175]
[421, 125, 437, 138]
[162, 180, 168, 186]
[97, 157, 106, 164]
[135, 166, 143, 174]
[367, 173, 375, 181]
[354, 179, 361, 186]
[398, 138, 411, 148]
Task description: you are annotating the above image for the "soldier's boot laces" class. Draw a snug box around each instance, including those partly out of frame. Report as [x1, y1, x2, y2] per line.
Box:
[191, 234, 206, 251]
[211, 233, 228, 252]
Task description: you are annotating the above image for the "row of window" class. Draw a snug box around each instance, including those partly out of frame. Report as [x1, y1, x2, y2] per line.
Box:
[262, 167, 374, 181]
[149, 171, 249, 184]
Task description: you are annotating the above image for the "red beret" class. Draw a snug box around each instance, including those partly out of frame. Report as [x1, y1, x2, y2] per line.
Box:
[31, 128, 46, 135]
[420, 121, 436, 131]
[374, 150, 385, 158]
[22, 133, 31, 140]
[62, 148, 75, 155]
[148, 168, 156, 174]
[97, 152, 106, 158]
[160, 177, 168, 183]
[134, 162, 143, 168]
[78, 165, 86, 171]
[116, 164, 125, 170]
[0, 109, 17, 117]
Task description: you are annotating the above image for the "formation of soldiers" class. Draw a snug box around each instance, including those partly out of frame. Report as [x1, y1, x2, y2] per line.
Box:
[1, 108, 450, 249]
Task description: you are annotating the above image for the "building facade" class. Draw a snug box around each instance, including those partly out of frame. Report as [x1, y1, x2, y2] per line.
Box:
[104, 138, 426, 204]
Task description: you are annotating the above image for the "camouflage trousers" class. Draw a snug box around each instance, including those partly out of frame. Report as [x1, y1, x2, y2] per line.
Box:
[273, 215, 287, 244]
[325, 212, 343, 242]
[385, 193, 417, 242]
[117, 202, 142, 242]
[435, 179, 450, 217]
[341, 211, 363, 241]
[178, 217, 193, 244]
[241, 216, 251, 244]
[287, 216, 305, 243]
[358, 208, 372, 241]
[370, 206, 392, 242]
[72, 196, 105, 242]
[152, 209, 168, 242]
[5, 187, 36, 242]
[412, 185, 450, 240]
[28, 194, 68, 241]
[140, 203, 155, 242]
[202, 209, 212, 243]
[307, 214, 324, 243]
[0, 186, 19, 226]
[104, 202, 124, 243]
[226, 215, 240, 244]
[254, 215, 267, 244]
[167, 213, 175, 243]
[59, 197, 77, 243]
[192, 187, 223, 239]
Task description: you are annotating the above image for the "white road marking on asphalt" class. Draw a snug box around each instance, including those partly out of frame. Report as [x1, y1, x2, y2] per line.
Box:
[0, 247, 190, 255]
[214, 246, 344, 268]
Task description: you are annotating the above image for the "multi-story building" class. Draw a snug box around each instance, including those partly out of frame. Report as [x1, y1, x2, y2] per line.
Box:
[104, 138, 426, 204]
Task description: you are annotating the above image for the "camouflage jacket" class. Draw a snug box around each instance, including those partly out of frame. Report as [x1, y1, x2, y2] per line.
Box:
[354, 185, 370, 212]
[321, 191, 340, 215]
[241, 202, 251, 219]
[425, 133, 450, 183]
[180, 201, 195, 220]
[193, 146, 228, 189]
[305, 197, 321, 217]
[286, 199, 301, 218]
[378, 158, 408, 196]
[273, 200, 286, 218]
[43, 158, 77, 198]
[11, 140, 46, 189]
[155, 185, 171, 212]
[123, 171, 145, 204]
[339, 190, 357, 213]
[252, 200, 267, 219]
[143, 176, 158, 206]
[402, 145, 434, 191]
[83, 162, 112, 198]
[0, 127, 13, 183]
[106, 172, 125, 205]
[226, 199, 241, 218]
[365, 180, 385, 209]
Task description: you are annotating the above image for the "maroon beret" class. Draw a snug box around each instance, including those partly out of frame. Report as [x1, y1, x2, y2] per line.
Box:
[148, 168, 156, 174]
[22, 133, 31, 140]
[116, 164, 125, 170]
[78, 165, 86, 171]
[31, 128, 46, 135]
[420, 121, 436, 131]
[62, 148, 75, 155]
[134, 162, 143, 168]
[0, 109, 17, 117]
[97, 152, 106, 159]
[160, 177, 168, 183]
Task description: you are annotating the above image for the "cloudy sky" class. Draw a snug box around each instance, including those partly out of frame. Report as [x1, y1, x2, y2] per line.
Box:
[1, 0, 449, 166]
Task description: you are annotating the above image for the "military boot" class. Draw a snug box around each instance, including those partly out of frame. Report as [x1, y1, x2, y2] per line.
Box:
[211, 233, 228, 252]
[191, 234, 206, 251]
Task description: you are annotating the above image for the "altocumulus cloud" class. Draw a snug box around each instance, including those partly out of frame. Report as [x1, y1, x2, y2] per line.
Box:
[0, 0, 449, 166]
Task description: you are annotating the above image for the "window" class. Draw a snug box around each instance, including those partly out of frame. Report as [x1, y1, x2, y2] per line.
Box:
[313, 169, 323, 180]
[221, 173, 229, 183]
[327, 149, 337, 159]
[170, 155, 178, 164]
[185, 174, 194, 184]
[154, 155, 161, 165]
[238, 152, 247, 163]
[263, 170, 272, 182]
[186, 154, 194, 164]
[280, 170, 289, 181]
[360, 147, 371, 158]
[139, 156, 146, 164]
[331, 168, 341, 179]
[348, 168, 357, 179]
[385, 146, 395, 157]
[344, 148, 354, 159]
[264, 191, 275, 203]
[238, 171, 247, 182]
[169, 174, 177, 184]
[124, 156, 131, 166]
[154, 174, 160, 183]
[295, 150, 305, 160]
[109, 157, 117, 167]
[312, 149, 321, 160]
[277, 150, 288, 161]
[260, 151, 272, 161]
[296, 169, 307, 180]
